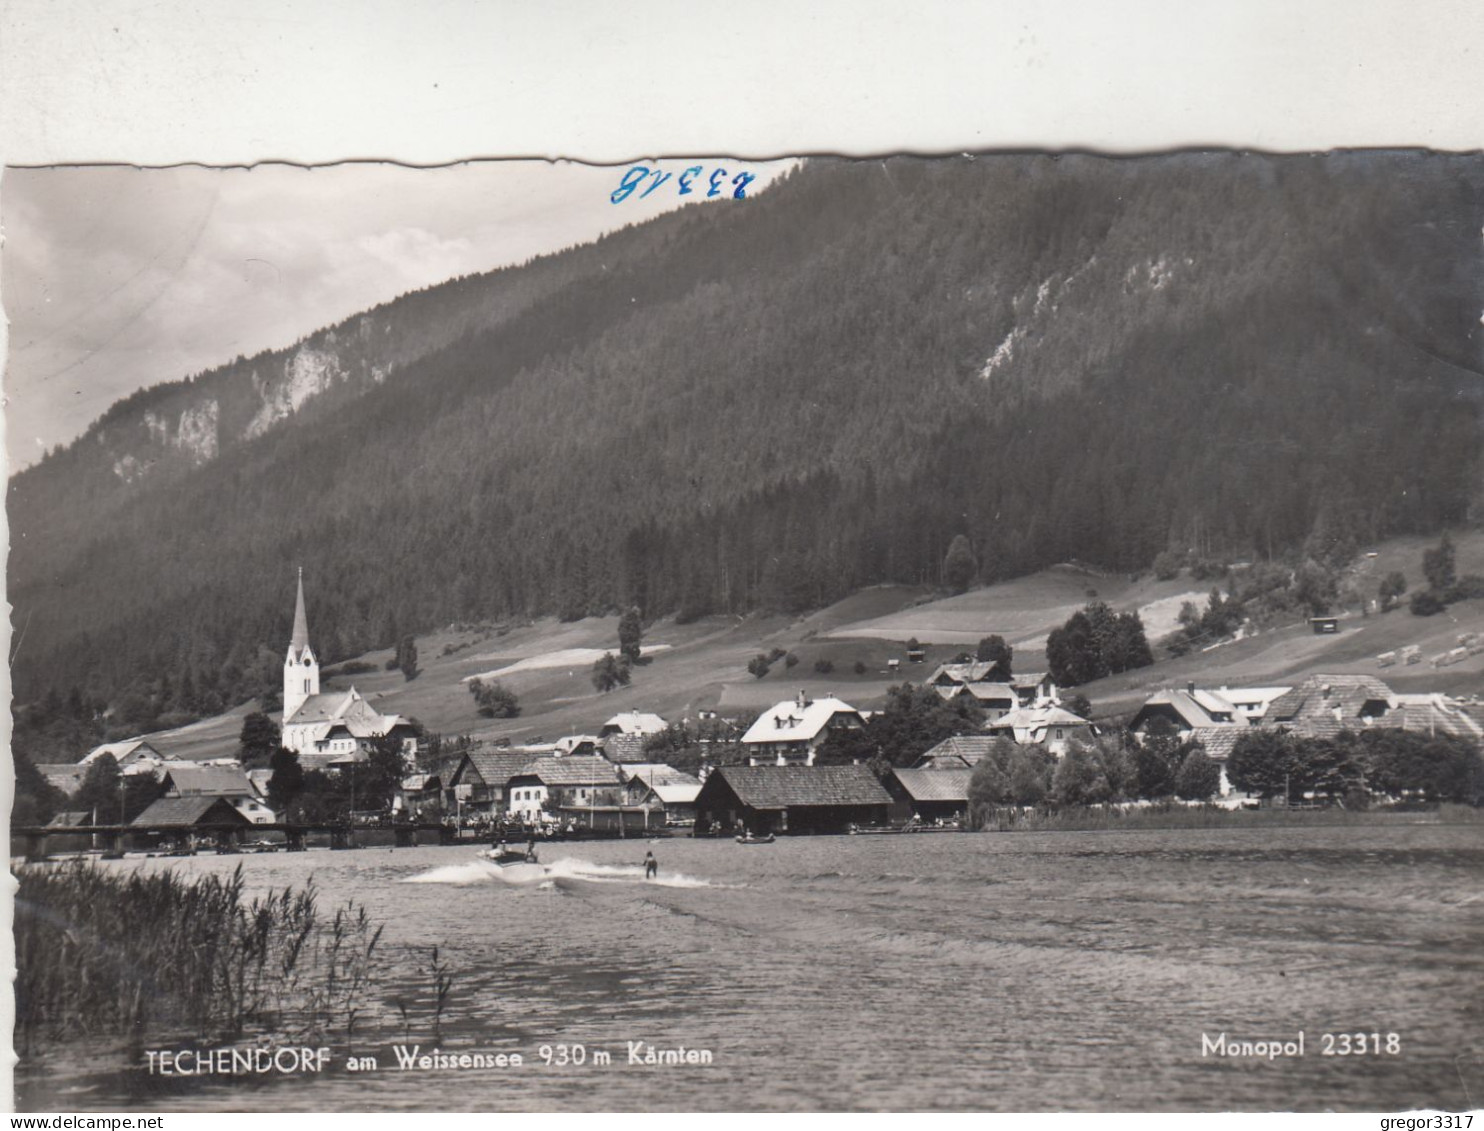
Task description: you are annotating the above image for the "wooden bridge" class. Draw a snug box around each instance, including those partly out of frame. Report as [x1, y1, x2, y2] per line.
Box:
[12, 821, 461, 862]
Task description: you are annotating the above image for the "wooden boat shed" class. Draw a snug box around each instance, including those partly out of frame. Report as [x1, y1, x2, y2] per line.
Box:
[693, 764, 892, 836]
[884, 767, 974, 823]
[130, 795, 254, 850]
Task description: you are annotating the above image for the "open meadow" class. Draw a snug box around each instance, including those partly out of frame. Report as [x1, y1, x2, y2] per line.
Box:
[138, 533, 1484, 760]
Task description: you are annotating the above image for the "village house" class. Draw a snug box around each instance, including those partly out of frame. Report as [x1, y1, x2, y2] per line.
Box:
[445, 750, 541, 818]
[1128, 684, 1292, 797]
[931, 679, 1019, 718]
[47, 739, 180, 791]
[1388, 693, 1484, 742]
[1261, 674, 1403, 738]
[601, 732, 652, 763]
[619, 763, 703, 825]
[279, 570, 417, 766]
[741, 691, 866, 766]
[395, 772, 443, 819]
[984, 705, 1096, 756]
[552, 734, 602, 756]
[505, 755, 624, 822]
[597, 714, 667, 762]
[82, 738, 172, 772]
[693, 764, 893, 835]
[1128, 684, 1292, 796]
[36, 763, 88, 797]
[160, 763, 276, 824]
[1260, 674, 1481, 742]
[1127, 677, 1484, 798]
[1128, 684, 1292, 743]
[926, 662, 1058, 712]
[600, 712, 668, 738]
[912, 734, 997, 770]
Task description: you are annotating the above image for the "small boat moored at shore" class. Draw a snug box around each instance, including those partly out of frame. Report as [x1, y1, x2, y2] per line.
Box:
[735, 833, 775, 845]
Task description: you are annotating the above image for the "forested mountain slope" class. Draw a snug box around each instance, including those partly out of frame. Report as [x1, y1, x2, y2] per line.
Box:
[9, 153, 1483, 711]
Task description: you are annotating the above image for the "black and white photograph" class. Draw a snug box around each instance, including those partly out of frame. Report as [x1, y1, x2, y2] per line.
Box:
[5, 3, 1484, 1120]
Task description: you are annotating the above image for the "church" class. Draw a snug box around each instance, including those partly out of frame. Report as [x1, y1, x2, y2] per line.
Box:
[281, 570, 417, 769]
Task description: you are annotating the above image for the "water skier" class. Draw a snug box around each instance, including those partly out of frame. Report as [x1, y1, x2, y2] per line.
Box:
[644, 850, 658, 880]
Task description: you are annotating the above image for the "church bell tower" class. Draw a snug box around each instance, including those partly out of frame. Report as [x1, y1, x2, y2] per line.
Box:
[283, 567, 319, 721]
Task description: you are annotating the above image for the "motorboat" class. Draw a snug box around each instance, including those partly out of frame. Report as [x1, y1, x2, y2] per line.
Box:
[482, 846, 538, 867]
[734, 832, 775, 845]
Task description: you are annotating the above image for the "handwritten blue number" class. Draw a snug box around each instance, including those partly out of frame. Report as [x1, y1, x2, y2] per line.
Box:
[707, 168, 727, 198]
[678, 166, 703, 196]
[611, 166, 650, 204]
[732, 171, 756, 199]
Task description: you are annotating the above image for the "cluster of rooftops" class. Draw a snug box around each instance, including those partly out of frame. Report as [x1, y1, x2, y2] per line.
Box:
[38, 625, 1482, 830]
[1127, 675, 1484, 758]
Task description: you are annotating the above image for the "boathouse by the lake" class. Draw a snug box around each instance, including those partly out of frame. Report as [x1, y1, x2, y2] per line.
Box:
[884, 766, 974, 823]
[130, 795, 254, 850]
[693, 764, 892, 835]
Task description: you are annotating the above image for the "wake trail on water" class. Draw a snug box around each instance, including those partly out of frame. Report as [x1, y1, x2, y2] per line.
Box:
[400, 855, 716, 889]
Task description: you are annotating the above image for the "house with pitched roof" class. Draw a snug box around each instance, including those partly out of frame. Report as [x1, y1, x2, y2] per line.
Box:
[279, 570, 416, 766]
[1128, 676, 1482, 801]
[36, 763, 88, 796]
[1261, 675, 1397, 740]
[553, 734, 601, 756]
[601, 733, 652, 763]
[395, 772, 444, 818]
[741, 691, 866, 766]
[912, 734, 997, 770]
[600, 712, 668, 738]
[160, 763, 276, 824]
[693, 764, 892, 835]
[161, 763, 254, 796]
[1129, 685, 1291, 738]
[928, 660, 997, 688]
[984, 705, 1096, 756]
[82, 738, 169, 768]
[1388, 693, 1484, 743]
[445, 749, 541, 816]
[1128, 683, 1293, 797]
[1009, 672, 1059, 707]
[927, 661, 1058, 712]
[619, 763, 703, 823]
[505, 755, 624, 821]
[932, 679, 1019, 717]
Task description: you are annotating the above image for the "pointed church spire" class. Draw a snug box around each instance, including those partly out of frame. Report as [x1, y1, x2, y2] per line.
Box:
[290, 567, 310, 655]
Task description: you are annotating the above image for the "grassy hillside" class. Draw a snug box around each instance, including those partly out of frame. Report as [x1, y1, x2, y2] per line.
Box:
[11, 153, 1483, 723]
[820, 564, 1207, 647]
[141, 534, 1484, 761]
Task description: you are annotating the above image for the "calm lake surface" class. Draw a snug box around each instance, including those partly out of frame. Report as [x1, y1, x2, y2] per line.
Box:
[17, 824, 1484, 1112]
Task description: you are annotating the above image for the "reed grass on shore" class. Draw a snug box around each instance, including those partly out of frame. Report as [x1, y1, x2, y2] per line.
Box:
[15, 862, 382, 1051]
[970, 801, 1483, 833]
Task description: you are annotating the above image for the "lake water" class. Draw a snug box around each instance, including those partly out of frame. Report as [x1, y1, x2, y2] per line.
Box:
[16, 824, 1484, 1112]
